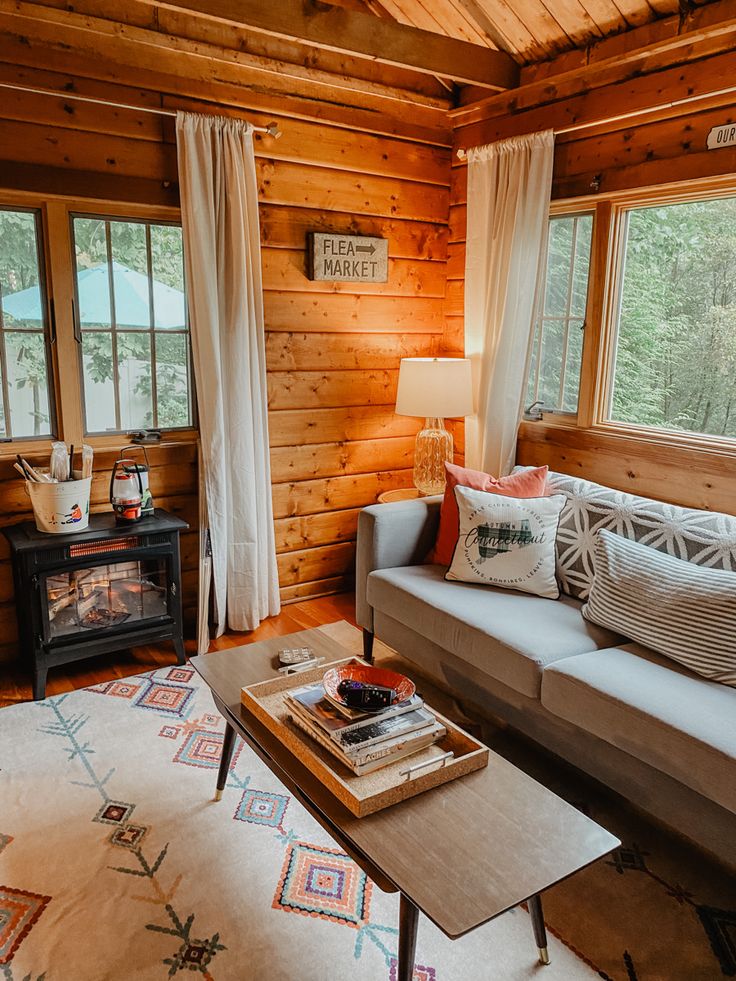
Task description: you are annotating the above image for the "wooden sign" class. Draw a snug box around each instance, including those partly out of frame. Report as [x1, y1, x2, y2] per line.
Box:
[707, 123, 736, 150]
[308, 232, 388, 283]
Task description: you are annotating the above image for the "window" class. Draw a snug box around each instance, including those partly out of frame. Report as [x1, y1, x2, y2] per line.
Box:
[72, 215, 192, 435]
[608, 195, 736, 440]
[0, 207, 54, 438]
[526, 212, 593, 416]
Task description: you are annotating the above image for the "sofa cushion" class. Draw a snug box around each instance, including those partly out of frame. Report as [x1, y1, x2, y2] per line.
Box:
[582, 530, 736, 686]
[366, 564, 622, 698]
[516, 468, 736, 601]
[542, 644, 736, 814]
[447, 488, 566, 599]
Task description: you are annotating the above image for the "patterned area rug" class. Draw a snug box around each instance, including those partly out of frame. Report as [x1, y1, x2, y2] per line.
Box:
[1, 655, 594, 981]
[2, 620, 735, 980]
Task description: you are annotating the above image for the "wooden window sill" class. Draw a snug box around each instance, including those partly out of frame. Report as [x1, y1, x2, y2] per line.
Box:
[519, 418, 736, 460]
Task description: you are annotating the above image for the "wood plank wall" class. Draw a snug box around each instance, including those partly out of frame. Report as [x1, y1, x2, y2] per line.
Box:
[0, 2, 454, 663]
[448, 45, 736, 512]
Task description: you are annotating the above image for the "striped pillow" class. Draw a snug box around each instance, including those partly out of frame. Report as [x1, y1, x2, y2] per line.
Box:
[582, 529, 736, 687]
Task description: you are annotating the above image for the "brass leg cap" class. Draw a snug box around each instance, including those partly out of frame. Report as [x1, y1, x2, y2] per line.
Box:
[538, 947, 550, 966]
[214, 788, 224, 802]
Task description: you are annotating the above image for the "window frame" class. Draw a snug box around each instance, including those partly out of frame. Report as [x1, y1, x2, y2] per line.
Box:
[0, 202, 58, 443]
[526, 204, 596, 421]
[70, 209, 195, 438]
[0, 189, 197, 459]
[523, 174, 736, 460]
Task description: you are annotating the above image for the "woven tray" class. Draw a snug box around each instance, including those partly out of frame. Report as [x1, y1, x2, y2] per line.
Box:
[240, 657, 488, 817]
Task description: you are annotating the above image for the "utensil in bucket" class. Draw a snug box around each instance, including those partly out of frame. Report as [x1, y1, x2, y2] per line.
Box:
[26, 473, 92, 534]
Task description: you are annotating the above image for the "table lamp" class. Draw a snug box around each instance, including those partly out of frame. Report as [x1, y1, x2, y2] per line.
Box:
[395, 357, 473, 495]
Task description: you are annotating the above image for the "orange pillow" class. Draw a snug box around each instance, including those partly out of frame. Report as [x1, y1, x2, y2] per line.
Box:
[431, 462, 549, 566]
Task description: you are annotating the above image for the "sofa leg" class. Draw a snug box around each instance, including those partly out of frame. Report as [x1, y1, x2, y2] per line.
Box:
[362, 629, 374, 663]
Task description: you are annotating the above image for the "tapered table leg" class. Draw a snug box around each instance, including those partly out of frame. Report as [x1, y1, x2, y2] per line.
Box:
[528, 893, 550, 965]
[398, 893, 419, 981]
[214, 722, 237, 801]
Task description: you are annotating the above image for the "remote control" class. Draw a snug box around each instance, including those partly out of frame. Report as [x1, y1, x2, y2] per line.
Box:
[337, 680, 398, 710]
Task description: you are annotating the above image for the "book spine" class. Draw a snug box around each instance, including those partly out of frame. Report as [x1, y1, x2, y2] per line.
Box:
[289, 711, 355, 769]
[332, 713, 433, 750]
[323, 694, 423, 729]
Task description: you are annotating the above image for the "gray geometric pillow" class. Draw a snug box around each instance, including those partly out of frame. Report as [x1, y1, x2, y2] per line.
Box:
[545, 471, 736, 600]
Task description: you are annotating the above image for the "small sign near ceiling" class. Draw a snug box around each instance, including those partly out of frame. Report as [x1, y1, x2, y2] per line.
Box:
[308, 233, 388, 283]
[706, 122, 736, 150]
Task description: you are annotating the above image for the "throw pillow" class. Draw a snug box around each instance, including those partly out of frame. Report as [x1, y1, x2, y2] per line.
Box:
[446, 486, 565, 599]
[432, 461, 549, 566]
[582, 529, 736, 687]
[512, 467, 736, 602]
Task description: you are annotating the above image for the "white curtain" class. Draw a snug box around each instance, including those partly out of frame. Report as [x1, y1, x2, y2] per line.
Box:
[176, 111, 280, 648]
[464, 130, 555, 476]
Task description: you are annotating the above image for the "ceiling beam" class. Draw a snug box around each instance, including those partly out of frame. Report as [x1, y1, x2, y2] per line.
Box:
[153, 0, 520, 89]
[451, 0, 736, 126]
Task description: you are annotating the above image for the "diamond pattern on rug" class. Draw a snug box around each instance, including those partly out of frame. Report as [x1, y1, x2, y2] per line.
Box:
[174, 729, 240, 770]
[159, 724, 181, 739]
[235, 789, 288, 828]
[166, 668, 194, 683]
[133, 681, 194, 717]
[0, 886, 51, 965]
[88, 679, 143, 699]
[388, 960, 437, 981]
[273, 841, 372, 928]
[110, 824, 148, 850]
[93, 801, 136, 826]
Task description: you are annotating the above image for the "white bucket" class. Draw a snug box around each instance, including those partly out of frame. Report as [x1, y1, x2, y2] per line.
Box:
[26, 475, 92, 534]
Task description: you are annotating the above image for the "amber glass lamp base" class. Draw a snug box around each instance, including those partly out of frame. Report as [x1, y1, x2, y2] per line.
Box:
[413, 417, 453, 496]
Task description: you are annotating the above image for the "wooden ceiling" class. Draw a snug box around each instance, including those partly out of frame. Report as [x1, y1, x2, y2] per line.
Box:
[362, 0, 686, 63]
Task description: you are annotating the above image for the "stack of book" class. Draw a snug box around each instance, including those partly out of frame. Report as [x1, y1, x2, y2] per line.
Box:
[285, 681, 446, 776]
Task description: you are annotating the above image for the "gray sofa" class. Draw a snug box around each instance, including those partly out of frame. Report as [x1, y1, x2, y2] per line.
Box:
[356, 471, 736, 871]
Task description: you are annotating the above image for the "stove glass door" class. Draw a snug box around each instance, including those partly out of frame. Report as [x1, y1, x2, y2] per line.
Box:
[45, 558, 168, 638]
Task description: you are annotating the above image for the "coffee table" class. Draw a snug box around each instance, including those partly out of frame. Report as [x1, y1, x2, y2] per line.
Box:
[191, 623, 619, 980]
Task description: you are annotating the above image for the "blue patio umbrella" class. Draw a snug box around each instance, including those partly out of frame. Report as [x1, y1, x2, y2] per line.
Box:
[2, 261, 186, 329]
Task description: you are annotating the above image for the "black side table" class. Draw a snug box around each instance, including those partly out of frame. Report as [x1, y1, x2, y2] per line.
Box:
[4, 509, 189, 699]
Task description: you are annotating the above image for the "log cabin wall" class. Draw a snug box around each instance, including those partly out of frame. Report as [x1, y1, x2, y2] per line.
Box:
[0, 1, 454, 663]
[447, 13, 736, 512]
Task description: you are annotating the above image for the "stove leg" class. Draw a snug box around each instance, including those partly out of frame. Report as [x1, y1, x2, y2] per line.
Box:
[33, 663, 48, 701]
[214, 722, 237, 802]
[528, 893, 550, 965]
[173, 635, 186, 666]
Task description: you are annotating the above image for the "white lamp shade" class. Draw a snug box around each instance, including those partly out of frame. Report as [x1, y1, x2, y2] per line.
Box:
[395, 357, 473, 418]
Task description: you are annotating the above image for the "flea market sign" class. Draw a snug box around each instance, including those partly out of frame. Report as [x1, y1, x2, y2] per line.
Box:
[706, 122, 736, 150]
[308, 232, 388, 283]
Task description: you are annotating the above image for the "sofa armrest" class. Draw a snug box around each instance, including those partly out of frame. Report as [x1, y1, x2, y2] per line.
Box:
[355, 495, 442, 631]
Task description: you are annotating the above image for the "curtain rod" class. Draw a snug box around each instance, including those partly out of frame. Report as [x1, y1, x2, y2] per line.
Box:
[0, 81, 282, 138]
[455, 83, 736, 159]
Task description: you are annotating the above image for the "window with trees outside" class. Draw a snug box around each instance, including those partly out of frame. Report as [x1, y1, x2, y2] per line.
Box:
[608, 195, 736, 440]
[0, 207, 54, 439]
[72, 215, 192, 435]
[526, 212, 593, 416]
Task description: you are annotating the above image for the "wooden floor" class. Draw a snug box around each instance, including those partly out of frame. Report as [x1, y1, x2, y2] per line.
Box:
[0, 593, 357, 708]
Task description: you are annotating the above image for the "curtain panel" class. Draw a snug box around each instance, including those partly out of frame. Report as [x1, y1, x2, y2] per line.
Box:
[464, 130, 555, 476]
[176, 111, 280, 647]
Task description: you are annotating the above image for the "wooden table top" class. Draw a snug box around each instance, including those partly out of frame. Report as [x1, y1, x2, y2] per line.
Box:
[191, 623, 619, 940]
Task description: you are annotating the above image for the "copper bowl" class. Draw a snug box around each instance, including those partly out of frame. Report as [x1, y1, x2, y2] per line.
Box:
[323, 663, 415, 708]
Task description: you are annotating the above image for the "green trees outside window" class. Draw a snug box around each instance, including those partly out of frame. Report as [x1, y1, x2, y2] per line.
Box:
[610, 197, 736, 440]
[73, 216, 192, 434]
[0, 208, 53, 438]
[526, 213, 593, 415]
